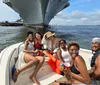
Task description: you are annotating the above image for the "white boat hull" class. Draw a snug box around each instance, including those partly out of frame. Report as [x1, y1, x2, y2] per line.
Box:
[0, 42, 63, 85]
[0, 42, 92, 85]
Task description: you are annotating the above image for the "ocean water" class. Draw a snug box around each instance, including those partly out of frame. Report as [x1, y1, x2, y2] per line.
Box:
[49, 25, 100, 50]
[0, 25, 100, 51]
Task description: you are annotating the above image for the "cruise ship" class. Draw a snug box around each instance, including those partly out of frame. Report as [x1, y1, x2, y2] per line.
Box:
[3, 0, 69, 28]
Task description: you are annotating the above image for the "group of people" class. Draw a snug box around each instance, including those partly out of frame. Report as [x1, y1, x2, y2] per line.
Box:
[13, 31, 100, 85]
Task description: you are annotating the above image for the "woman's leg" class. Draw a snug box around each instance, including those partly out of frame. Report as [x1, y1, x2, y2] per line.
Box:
[13, 53, 39, 82]
[30, 56, 45, 85]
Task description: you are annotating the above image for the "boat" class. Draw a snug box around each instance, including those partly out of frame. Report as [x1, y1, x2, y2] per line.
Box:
[0, 42, 92, 85]
[0, 42, 63, 85]
[2, 0, 70, 28]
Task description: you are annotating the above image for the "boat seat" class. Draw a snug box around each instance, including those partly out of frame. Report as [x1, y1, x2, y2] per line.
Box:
[11, 43, 58, 85]
[12, 57, 57, 85]
[15, 43, 49, 71]
[27, 72, 63, 85]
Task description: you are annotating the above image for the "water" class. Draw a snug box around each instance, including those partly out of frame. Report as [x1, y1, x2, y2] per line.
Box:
[0, 25, 100, 51]
[48, 25, 100, 50]
[0, 26, 45, 50]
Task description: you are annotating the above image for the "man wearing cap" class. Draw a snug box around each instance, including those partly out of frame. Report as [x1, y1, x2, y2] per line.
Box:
[89, 37, 100, 84]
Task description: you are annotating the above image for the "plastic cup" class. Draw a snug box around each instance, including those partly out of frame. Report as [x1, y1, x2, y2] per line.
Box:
[44, 45, 48, 49]
[64, 62, 70, 68]
[64, 62, 72, 82]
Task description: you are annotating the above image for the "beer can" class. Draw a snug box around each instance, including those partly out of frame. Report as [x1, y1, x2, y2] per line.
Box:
[60, 63, 65, 70]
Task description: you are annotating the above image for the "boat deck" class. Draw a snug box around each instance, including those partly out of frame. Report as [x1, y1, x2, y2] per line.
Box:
[23, 48, 93, 85]
[0, 42, 93, 85]
[49, 48, 92, 85]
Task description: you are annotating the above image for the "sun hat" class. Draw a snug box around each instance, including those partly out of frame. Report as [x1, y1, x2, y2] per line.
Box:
[45, 31, 55, 39]
[92, 37, 100, 43]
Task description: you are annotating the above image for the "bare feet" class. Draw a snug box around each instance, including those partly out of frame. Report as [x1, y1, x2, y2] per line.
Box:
[30, 76, 40, 85]
[13, 69, 19, 83]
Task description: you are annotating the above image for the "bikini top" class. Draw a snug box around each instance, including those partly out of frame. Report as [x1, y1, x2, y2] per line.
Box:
[34, 42, 42, 50]
[70, 64, 80, 74]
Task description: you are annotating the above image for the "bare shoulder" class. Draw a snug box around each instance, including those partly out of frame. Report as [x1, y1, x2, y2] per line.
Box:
[57, 48, 61, 53]
[75, 56, 88, 74]
[25, 39, 29, 43]
[95, 54, 100, 65]
[24, 40, 29, 46]
[96, 54, 100, 60]
[75, 55, 86, 67]
[75, 55, 84, 63]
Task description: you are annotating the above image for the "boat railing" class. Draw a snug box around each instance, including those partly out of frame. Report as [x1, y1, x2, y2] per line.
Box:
[0, 47, 9, 64]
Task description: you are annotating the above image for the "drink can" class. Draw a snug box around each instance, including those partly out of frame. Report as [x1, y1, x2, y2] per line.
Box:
[60, 63, 65, 70]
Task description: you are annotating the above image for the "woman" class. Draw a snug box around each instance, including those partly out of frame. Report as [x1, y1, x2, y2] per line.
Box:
[42, 31, 59, 53]
[57, 39, 70, 63]
[53, 41, 90, 85]
[57, 39, 71, 76]
[13, 31, 44, 85]
[34, 32, 43, 50]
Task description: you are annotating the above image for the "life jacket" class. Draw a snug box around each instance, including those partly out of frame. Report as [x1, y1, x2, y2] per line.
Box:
[91, 50, 100, 67]
[43, 51, 61, 74]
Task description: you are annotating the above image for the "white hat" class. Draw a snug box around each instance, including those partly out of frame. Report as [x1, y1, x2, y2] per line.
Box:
[45, 31, 55, 39]
[92, 37, 100, 43]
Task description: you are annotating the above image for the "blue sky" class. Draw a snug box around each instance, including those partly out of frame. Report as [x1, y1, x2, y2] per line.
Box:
[67, 0, 100, 13]
[0, 0, 100, 25]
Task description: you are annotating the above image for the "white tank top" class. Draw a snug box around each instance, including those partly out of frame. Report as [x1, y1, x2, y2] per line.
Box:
[43, 39, 57, 51]
[61, 48, 71, 62]
[27, 42, 34, 50]
[26, 41, 34, 56]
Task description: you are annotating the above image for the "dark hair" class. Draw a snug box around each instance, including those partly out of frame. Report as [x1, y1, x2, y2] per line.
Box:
[35, 32, 43, 39]
[67, 41, 80, 50]
[59, 39, 66, 44]
[27, 31, 33, 37]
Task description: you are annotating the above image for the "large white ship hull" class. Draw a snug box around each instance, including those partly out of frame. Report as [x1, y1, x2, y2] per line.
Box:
[3, 0, 69, 26]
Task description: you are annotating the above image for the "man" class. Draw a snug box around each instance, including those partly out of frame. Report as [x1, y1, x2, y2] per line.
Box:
[89, 37, 100, 84]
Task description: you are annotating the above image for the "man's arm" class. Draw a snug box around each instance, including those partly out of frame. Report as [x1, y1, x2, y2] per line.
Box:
[90, 55, 100, 79]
